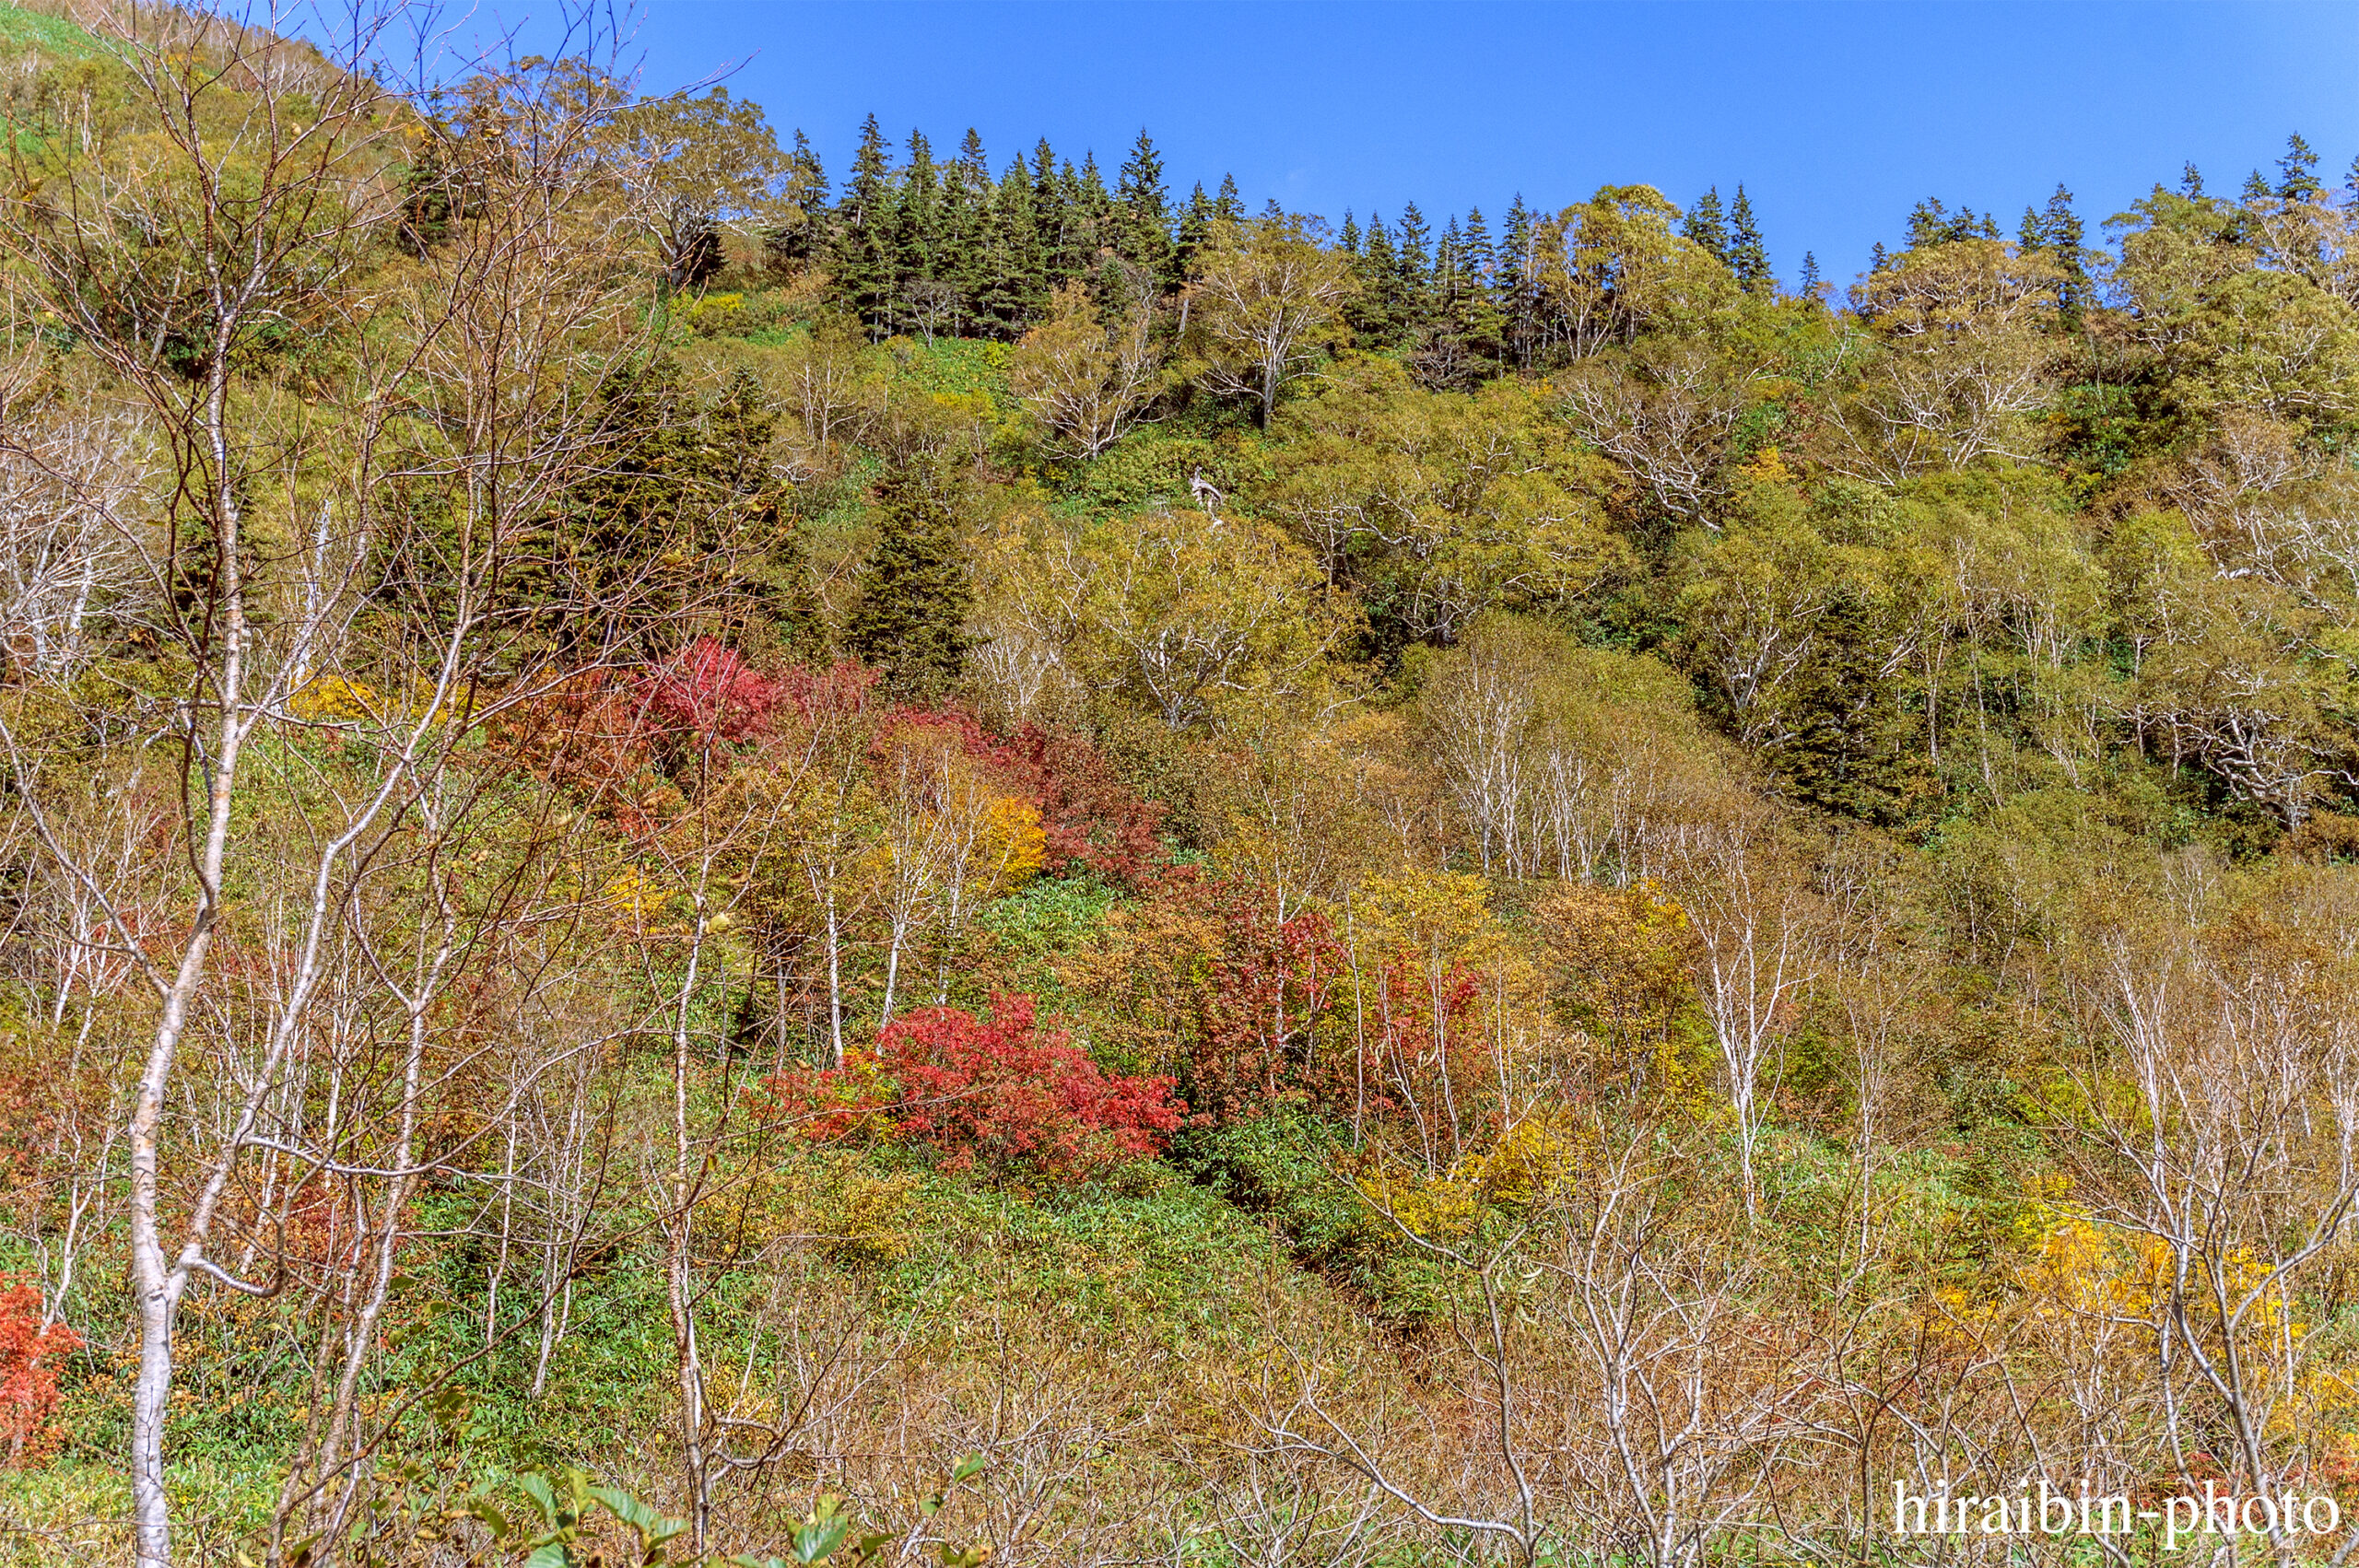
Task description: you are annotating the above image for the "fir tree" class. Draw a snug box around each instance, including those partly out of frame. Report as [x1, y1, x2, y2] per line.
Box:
[983, 157, 1049, 335]
[2278, 133, 2322, 200]
[1353, 214, 1401, 345]
[834, 114, 896, 332]
[1050, 158, 1094, 285]
[2181, 161, 2205, 198]
[2348, 154, 2359, 202]
[886, 131, 945, 335]
[1460, 205, 1494, 284]
[845, 471, 973, 696]
[1497, 194, 1535, 367]
[1072, 153, 1116, 275]
[1798, 251, 1821, 298]
[2242, 168, 2272, 203]
[1214, 173, 1244, 222]
[763, 129, 831, 276]
[1338, 210, 1361, 254]
[1116, 129, 1175, 285]
[2039, 182, 2087, 321]
[1727, 184, 1767, 287]
[1394, 201, 1434, 330]
[1868, 240, 1890, 275]
[1174, 181, 1215, 278]
[939, 128, 993, 332]
[1683, 185, 1731, 263]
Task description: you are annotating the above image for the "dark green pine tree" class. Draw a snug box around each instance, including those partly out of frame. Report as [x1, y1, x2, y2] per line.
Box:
[1029, 141, 1075, 290]
[2015, 205, 2044, 252]
[888, 130, 944, 333]
[845, 470, 973, 696]
[2038, 183, 2088, 322]
[2241, 168, 2272, 203]
[1174, 181, 1215, 279]
[834, 115, 897, 332]
[1213, 173, 1244, 222]
[763, 129, 830, 277]
[1351, 214, 1401, 345]
[1460, 206, 1493, 284]
[983, 155, 1049, 336]
[394, 122, 462, 255]
[1496, 194, 1535, 368]
[1074, 152, 1116, 267]
[1338, 209, 1361, 253]
[1115, 128, 1176, 287]
[1394, 202, 1434, 333]
[1683, 186, 1731, 263]
[1727, 185, 1767, 287]
[2347, 154, 2359, 202]
[2279, 134, 2323, 200]
[2181, 162, 2205, 198]
[938, 128, 993, 333]
[1448, 208, 1504, 368]
[1436, 215, 1464, 309]
[709, 369, 826, 659]
[1868, 240, 1890, 275]
[1797, 252, 1821, 298]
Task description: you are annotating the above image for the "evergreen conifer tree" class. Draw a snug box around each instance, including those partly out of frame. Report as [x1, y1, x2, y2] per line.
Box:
[845, 471, 973, 695]
[1354, 215, 1401, 345]
[1174, 181, 1215, 279]
[1797, 251, 1821, 298]
[2181, 162, 2205, 198]
[835, 114, 897, 332]
[1116, 129, 1176, 286]
[1214, 174, 1244, 222]
[888, 130, 944, 331]
[1075, 152, 1114, 257]
[2278, 133, 2322, 200]
[2039, 183, 2087, 322]
[1460, 206, 1494, 283]
[2242, 169, 2272, 203]
[984, 157, 1049, 335]
[763, 129, 831, 276]
[1436, 215, 1464, 307]
[1727, 184, 1767, 287]
[1496, 194, 1534, 367]
[939, 129, 993, 332]
[1339, 210, 1361, 254]
[1394, 201, 1434, 330]
[1683, 186, 1731, 263]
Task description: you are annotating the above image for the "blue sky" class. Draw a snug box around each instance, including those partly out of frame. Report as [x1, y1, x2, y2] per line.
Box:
[521, 1, 2358, 287]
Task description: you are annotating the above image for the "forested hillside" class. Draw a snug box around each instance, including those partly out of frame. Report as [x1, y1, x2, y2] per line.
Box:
[7, 4, 2359, 1565]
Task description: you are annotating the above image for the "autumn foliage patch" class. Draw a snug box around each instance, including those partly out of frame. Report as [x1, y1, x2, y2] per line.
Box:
[0, 1280, 78, 1469]
[767, 994, 1181, 1180]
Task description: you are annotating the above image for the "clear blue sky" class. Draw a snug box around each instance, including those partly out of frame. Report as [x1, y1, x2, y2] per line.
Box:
[534, 1, 2359, 287]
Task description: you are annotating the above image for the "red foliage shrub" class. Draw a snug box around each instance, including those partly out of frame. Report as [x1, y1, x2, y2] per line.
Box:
[1186, 874, 1351, 1125]
[640, 638, 783, 743]
[492, 653, 880, 835]
[0, 1280, 79, 1469]
[881, 710, 1166, 885]
[766, 995, 1181, 1180]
